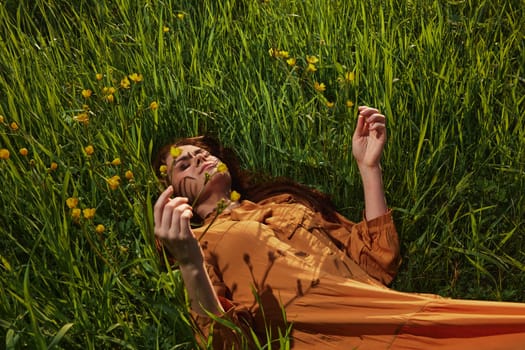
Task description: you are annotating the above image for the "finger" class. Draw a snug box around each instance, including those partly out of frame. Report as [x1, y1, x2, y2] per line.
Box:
[359, 106, 380, 118]
[354, 112, 366, 136]
[180, 209, 194, 236]
[366, 112, 386, 125]
[154, 186, 174, 228]
[160, 197, 188, 237]
[170, 203, 193, 237]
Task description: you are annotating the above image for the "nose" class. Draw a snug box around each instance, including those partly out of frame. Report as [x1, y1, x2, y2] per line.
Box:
[194, 151, 207, 166]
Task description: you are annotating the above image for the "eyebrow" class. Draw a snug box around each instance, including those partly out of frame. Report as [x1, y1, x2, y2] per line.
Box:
[173, 148, 204, 165]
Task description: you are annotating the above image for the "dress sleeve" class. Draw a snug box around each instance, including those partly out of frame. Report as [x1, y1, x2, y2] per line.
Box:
[343, 210, 401, 285]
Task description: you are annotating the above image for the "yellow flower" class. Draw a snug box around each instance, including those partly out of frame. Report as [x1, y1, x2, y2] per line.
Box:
[10, 122, 19, 130]
[50, 162, 58, 171]
[0, 115, 4, 123]
[314, 82, 326, 92]
[125, 170, 134, 180]
[71, 208, 81, 220]
[163, 26, 170, 32]
[150, 101, 159, 110]
[82, 104, 90, 111]
[345, 100, 354, 108]
[83, 208, 96, 220]
[0, 148, 10, 160]
[170, 146, 182, 158]
[82, 89, 92, 98]
[96, 73, 103, 81]
[128, 73, 143, 83]
[95, 224, 105, 234]
[84, 145, 94, 155]
[230, 190, 241, 202]
[306, 63, 317, 72]
[106, 94, 115, 103]
[107, 175, 121, 190]
[159, 165, 168, 175]
[306, 55, 319, 64]
[286, 58, 296, 66]
[268, 48, 276, 57]
[177, 13, 185, 20]
[120, 76, 130, 89]
[111, 158, 121, 166]
[101, 86, 116, 95]
[325, 101, 335, 108]
[345, 71, 355, 82]
[279, 50, 289, 58]
[19, 148, 28, 156]
[66, 197, 79, 209]
[73, 112, 89, 125]
[216, 162, 228, 173]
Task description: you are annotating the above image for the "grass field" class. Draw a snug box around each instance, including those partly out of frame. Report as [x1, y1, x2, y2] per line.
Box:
[1, 0, 524, 348]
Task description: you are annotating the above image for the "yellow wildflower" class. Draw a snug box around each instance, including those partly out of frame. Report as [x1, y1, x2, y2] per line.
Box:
[66, 197, 79, 209]
[230, 190, 241, 202]
[216, 162, 228, 173]
[82, 104, 90, 111]
[286, 57, 296, 66]
[0, 115, 4, 123]
[125, 170, 134, 180]
[120, 76, 130, 89]
[73, 112, 89, 125]
[279, 50, 289, 58]
[83, 208, 96, 220]
[50, 162, 58, 171]
[163, 26, 170, 32]
[95, 224, 105, 234]
[82, 89, 92, 98]
[170, 146, 182, 158]
[306, 55, 319, 64]
[10, 122, 19, 130]
[346, 100, 354, 108]
[19, 148, 28, 156]
[84, 145, 94, 155]
[345, 71, 355, 82]
[306, 63, 317, 72]
[314, 82, 326, 92]
[177, 13, 185, 20]
[111, 158, 121, 166]
[128, 73, 143, 83]
[71, 208, 81, 220]
[150, 101, 159, 110]
[268, 48, 276, 57]
[159, 165, 168, 175]
[325, 101, 335, 108]
[107, 175, 121, 190]
[0, 148, 10, 160]
[96, 73, 103, 81]
[106, 94, 115, 103]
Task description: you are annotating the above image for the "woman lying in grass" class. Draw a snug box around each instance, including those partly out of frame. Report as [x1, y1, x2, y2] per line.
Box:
[153, 106, 525, 349]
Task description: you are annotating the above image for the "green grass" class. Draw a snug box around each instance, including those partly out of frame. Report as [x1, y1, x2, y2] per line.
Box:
[1, 0, 524, 348]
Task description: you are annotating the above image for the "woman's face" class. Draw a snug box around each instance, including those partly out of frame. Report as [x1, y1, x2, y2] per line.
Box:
[166, 145, 231, 202]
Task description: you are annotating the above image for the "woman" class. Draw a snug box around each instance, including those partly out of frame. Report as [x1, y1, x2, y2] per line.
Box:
[153, 106, 525, 349]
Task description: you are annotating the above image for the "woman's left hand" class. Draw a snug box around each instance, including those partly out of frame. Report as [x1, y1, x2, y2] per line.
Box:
[352, 106, 387, 169]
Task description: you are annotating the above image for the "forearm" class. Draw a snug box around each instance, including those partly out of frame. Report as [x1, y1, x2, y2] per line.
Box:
[358, 165, 387, 220]
[180, 262, 224, 316]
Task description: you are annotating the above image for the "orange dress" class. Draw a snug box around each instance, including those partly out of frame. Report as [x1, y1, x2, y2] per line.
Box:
[191, 194, 525, 349]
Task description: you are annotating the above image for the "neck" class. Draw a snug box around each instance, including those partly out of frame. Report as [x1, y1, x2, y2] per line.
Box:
[194, 191, 232, 219]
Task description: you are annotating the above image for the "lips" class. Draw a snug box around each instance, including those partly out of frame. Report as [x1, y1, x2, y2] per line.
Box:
[200, 161, 218, 174]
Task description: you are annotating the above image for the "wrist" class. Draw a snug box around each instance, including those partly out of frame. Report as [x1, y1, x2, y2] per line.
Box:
[358, 163, 382, 177]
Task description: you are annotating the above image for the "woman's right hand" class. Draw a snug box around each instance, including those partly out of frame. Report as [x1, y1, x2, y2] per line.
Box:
[154, 185, 203, 266]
